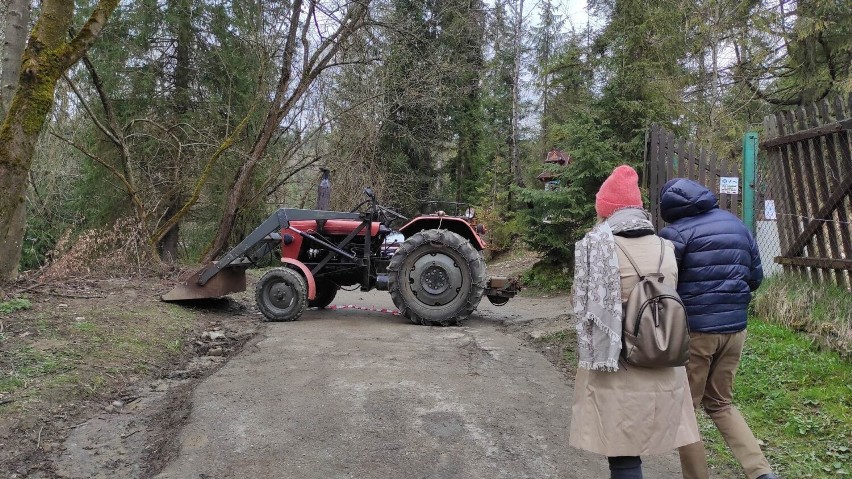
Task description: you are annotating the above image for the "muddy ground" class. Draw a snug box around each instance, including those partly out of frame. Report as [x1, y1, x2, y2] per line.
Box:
[1, 257, 724, 478]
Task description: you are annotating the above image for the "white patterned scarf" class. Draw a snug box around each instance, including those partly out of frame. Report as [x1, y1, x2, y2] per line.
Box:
[573, 208, 655, 372]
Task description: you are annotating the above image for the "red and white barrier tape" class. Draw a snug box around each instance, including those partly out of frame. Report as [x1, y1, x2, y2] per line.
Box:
[327, 304, 401, 316]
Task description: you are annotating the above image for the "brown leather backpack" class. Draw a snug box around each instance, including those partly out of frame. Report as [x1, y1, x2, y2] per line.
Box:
[614, 237, 690, 368]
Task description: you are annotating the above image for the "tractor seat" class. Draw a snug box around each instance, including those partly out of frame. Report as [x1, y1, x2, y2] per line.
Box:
[287, 219, 382, 237]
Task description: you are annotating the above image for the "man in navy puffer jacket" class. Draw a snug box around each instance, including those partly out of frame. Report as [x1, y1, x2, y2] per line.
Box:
[659, 179, 780, 479]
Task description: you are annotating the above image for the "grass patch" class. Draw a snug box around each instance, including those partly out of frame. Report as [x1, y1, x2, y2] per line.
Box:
[0, 303, 197, 411]
[700, 318, 852, 478]
[531, 328, 579, 377]
[539, 330, 578, 365]
[753, 273, 852, 358]
[0, 297, 32, 315]
[72, 320, 97, 332]
[521, 260, 572, 294]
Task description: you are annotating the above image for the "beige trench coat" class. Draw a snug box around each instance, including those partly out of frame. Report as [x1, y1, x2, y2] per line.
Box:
[569, 234, 700, 456]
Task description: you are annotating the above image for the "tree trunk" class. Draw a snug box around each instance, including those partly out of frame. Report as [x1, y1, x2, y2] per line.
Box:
[204, 102, 287, 261]
[158, 209, 180, 262]
[203, 0, 368, 262]
[0, 0, 119, 282]
[510, 0, 525, 189]
[158, 0, 193, 262]
[1, 0, 29, 118]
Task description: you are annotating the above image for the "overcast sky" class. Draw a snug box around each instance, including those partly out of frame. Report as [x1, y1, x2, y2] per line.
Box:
[557, 0, 591, 29]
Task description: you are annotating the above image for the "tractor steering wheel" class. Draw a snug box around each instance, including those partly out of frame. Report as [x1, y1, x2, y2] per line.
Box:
[378, 205, 408, 224]
[349, 199, 371, 213]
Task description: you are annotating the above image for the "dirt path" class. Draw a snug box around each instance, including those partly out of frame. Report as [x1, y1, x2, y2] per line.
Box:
[149, 290, 685, 479]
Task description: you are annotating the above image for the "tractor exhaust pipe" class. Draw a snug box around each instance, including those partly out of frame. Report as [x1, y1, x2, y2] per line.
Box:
[317, 167, 331, 210]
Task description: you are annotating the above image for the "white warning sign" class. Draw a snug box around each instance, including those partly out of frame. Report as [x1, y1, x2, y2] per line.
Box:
[719, 177, 739, 195]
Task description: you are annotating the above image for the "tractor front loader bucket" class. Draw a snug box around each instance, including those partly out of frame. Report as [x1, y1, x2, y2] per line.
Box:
[162, 264, 247, 301]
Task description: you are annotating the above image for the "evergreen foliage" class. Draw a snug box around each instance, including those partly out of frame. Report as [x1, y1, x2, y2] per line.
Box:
[3, 0, 850, 276]
[518, 110, 623, 265]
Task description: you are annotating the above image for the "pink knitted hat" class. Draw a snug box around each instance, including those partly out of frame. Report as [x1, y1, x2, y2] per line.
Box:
[595, 165, 643, 218]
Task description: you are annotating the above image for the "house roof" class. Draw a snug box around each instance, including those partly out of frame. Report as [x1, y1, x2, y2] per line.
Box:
[537, 171, 557, 182]
[545, 149, 570, 165]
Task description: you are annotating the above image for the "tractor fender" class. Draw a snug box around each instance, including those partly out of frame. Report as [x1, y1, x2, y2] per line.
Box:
[281, 257, 317, 300]
[398, 217, 486, 250]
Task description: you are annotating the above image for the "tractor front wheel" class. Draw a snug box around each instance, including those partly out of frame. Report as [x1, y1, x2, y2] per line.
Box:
[255, 267, 307, 321]
[388, 229, 486, 326]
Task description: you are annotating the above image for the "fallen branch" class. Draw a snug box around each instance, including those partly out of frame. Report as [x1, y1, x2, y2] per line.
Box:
[14, 279, 53, 295]
[120, 429, 141, 439]
[26, 289, 105, 299]
[68, 420, 89, 430]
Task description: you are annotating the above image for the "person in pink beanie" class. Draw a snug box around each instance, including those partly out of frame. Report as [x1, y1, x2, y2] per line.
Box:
[595, 164, 644, 218]
[569, 165, 700, 479]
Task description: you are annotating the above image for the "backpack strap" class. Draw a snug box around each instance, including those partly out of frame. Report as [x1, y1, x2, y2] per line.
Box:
[613, 237, 645, 278]
[614, 236, 667, 281]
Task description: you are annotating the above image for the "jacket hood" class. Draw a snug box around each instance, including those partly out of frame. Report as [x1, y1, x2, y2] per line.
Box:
[659, 178, 718, 223]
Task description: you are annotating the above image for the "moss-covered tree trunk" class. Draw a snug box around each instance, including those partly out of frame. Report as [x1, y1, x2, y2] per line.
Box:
[0, 0, 119, 282]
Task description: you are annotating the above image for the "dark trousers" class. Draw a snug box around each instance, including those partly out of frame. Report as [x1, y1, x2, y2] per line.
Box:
[608, 456, 642, 479]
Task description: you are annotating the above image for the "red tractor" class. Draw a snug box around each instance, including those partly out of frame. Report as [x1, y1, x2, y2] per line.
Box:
[163, 188, 519, 326]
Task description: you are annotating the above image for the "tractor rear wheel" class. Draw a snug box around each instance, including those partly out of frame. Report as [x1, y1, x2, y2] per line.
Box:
[255, 267, 307, 321]
[388, 229, 486, 326]
[309, 279, 338, 309]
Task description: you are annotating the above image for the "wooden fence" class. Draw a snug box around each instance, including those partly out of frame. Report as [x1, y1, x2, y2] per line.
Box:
[760, 96, 852, 288]
[643, 123, 742, 231]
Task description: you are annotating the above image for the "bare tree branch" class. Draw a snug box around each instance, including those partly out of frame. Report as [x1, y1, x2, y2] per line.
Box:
[49, 131, 147, 220]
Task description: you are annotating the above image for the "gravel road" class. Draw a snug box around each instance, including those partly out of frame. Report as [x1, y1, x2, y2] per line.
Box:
[154, 290, 685, 479]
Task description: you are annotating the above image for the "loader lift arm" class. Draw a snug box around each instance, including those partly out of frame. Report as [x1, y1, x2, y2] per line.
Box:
[197, 208, 363, 286]
[162, 208, 365, 302]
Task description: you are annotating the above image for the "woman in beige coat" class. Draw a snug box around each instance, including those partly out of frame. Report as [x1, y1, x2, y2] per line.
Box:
[569, 165, 699, 479]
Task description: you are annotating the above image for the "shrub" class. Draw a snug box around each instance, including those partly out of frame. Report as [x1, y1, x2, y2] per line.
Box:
[479, 209, 522, 255]
[521, 259, 572, 293]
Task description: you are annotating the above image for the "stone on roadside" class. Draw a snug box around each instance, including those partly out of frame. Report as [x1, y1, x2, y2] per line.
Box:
[112, 400, 124, 408]
[150, 381, 168, 392]
[528, 330, 546, 340]
[207, 347, 224, 356]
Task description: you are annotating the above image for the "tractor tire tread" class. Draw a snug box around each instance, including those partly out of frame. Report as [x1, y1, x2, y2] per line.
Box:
[255, 267, 307, 322]
[388, 229, 485, 327]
